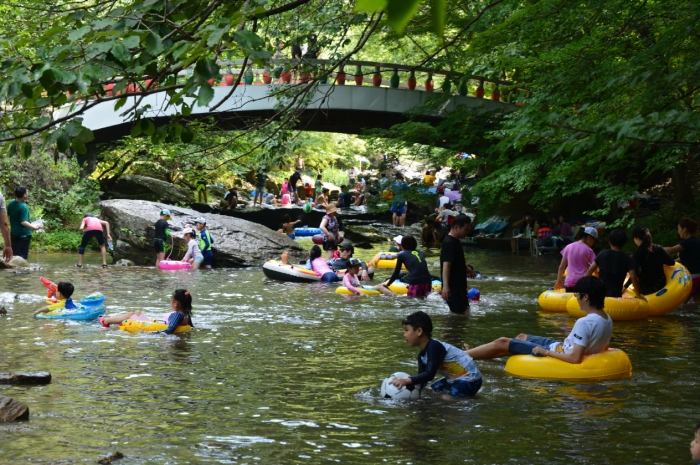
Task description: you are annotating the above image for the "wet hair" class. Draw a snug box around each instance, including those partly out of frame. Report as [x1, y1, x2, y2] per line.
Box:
[395, 173, 404, 180]
[572, 276, 607, 310]
[633, 225, 653, 251]
[608, 229, 627, 248]
[57, 282, 74, 299]
[14, 186, 27, 198]
[317, 174, 322, 180]
[309, 244, 322, 260]
[678, 217, 698, 235]
[172, 289, 194, 326]
[451, 214, 472, 229]
[402, 311, 432, 337]
[322, 188, 329, 194]
[282, 214, 291, 223]
[400, 234, 417, 251]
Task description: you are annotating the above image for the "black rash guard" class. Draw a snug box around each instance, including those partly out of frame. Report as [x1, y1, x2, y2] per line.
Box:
[386, 250, 432, 286]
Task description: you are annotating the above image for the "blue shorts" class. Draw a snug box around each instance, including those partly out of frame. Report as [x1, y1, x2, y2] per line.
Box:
[194, 256, 204, 264]
[431, 377, 482, 398]
[287, 233, 295, 239]
[201, 250, 214, 267]
[508, 335, 559, 355]
[391, 202, 406, 215]
[321, 272, 340, 283]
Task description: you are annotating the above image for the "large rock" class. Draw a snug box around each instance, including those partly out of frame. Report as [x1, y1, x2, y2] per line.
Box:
[100, 200, 306, 267]
[0, 395, 29, 421]
[100, 175, 193, 205]
[0, 372, 51, 385]
[0, 256, 30, 269]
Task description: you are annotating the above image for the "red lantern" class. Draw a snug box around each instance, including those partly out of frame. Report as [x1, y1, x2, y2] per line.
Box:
[336, 72, 346, 85]
[224, 74, 235, 86]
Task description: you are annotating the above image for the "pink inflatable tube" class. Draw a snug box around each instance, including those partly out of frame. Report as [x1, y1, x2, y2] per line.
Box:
[158, 260, 193, 270]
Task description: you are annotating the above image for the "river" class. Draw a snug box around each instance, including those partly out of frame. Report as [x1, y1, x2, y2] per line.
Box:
[0, 243, 698, 464]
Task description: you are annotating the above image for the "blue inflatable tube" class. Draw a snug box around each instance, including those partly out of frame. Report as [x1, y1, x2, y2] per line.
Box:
[35, 292, 107, 321]
[294, 227, 323, 237]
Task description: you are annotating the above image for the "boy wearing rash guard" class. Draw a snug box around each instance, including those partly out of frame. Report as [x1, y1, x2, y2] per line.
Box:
[373, 235, 433, 297]
[154, 209, 171, 266]
[465, 276, 612, 363]
[33, 282, 76, 316]
[390, 311, 482, 398]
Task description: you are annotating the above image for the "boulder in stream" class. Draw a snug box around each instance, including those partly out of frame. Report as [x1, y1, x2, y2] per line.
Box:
[100, 174, 193, 205]
[0, 395, 29, 421]
[0, 256, 30, 269]
[0, 372, 52, 385]
[100, 200, 306, 266]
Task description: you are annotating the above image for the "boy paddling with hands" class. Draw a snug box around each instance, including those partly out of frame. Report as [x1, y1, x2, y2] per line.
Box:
[390, 311, 483, 398]
[465, 276, 612, 364]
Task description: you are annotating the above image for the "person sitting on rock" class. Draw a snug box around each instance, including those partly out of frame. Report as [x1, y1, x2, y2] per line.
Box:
[315, 188, 330, 209]
[221, 187, 238, 210]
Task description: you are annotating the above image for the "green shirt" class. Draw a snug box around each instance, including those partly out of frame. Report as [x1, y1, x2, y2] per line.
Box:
[315, 179, 323, 194]
[7, 199, 32, 237]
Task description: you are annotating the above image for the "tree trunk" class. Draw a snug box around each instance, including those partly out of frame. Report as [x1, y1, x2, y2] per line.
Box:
[77, 144, 98, 179]
[672, 156, 696, 212]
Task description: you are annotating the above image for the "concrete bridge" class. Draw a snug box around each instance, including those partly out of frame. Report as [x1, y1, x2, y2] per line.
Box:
[61, 61, 515, 144]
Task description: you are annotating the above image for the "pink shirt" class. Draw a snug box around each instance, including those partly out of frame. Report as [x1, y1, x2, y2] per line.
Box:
[82, 217, 103, 232]
[561, 241, 596, 287]
[310, 257, 332, 275]
[343, 273, 360, 294]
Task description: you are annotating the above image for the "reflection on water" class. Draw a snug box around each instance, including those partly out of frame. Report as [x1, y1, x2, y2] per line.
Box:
[0, 248, 698, 464]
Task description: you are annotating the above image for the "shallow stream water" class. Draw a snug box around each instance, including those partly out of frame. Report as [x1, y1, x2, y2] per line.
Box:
[0, 243, 698, 464]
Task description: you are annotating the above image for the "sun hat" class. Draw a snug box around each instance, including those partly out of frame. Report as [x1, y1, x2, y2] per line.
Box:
[194, 216, 207, 225]
[182, 227, 195, 237]
[339, 241, 354, 251]
[393, 235, 403, 245]
[160, 209, 172, 219]
[584, 226, 599, 238]
[326, 205, 338, 215]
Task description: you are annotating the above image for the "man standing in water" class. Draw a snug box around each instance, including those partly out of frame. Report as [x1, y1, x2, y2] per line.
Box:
[0, 190, 13, 262]
[7, 186, 42, 260]
[441, 215, 476, 314]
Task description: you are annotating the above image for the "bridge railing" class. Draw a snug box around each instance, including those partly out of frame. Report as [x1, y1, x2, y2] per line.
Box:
[95, 58, 518, 103]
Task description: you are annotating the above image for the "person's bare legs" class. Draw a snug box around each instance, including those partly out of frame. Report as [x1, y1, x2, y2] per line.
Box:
[100, 245, 107, 266]
[400, 213, 406, 227]
[510, 237, 518, 254]
[102, 311, 140, 326]
[325, 249, 334, 260]
[375, 282, 395, 296]
[155, 251, 165, 266]
[464, 334, 527, 360]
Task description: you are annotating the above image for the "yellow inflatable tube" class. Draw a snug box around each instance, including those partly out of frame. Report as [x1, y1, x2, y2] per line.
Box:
[336, 286, 381, 296]
[566, 295, 648, 321]
[637, 263, 692, 316]
[119, 319, 192, 334]
[369, 252, 406, 270]
[505, 349, 632, 381]
[538, 290, 574, 312]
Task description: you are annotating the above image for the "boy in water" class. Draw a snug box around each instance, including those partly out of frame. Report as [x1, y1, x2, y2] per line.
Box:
[585, 228, 643, 299]
[390, 311, 482, 398]
[33, 282, 75, 316]
[154, 209, 171, 266]
[465, 276, 612, 363]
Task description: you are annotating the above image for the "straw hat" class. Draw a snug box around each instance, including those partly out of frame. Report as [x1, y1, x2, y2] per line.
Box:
[326, 205, 338, 215]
